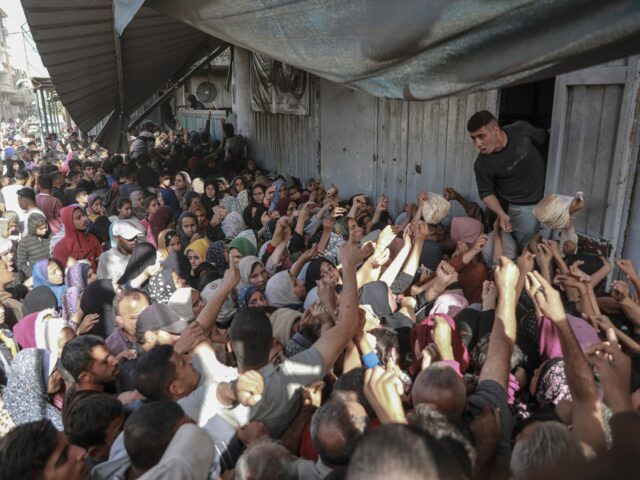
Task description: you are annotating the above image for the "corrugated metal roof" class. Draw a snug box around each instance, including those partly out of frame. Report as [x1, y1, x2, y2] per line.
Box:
[21, 0, 221, 134]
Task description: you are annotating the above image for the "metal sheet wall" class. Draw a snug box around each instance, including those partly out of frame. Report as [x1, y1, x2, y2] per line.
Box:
[251, 78, 497, 217]
[251, 77, 321, 183]
[318, 80, 498, 217]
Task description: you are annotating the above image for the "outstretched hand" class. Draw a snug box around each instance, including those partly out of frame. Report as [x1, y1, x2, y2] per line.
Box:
[363, 365, 407, 424]
[525, 271, 567, 323]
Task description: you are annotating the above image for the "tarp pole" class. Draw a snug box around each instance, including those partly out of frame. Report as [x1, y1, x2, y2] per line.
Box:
[39, 89, 49, 136]
[128, 44, 228, 131]
[34, 89, 45, 146]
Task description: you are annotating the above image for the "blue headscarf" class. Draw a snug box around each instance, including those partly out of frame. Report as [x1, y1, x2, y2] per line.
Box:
[32, 259, 67, 308]
[269, 179, 285, 213]
[160, 189, 182, 218]
[238, 285, 261, 308]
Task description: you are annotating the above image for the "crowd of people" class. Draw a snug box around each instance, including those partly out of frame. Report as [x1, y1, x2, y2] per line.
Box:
[0, 111, 638, 480]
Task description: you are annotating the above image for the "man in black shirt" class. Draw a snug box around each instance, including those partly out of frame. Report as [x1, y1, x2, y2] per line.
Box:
[77, 161, 97, 194]
[468, 110, 546, 251]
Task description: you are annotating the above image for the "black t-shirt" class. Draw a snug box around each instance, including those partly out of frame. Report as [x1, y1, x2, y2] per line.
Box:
[463, 379, 514, 473]
[77, 178, 96, 194]
[474, 121, 547, 205]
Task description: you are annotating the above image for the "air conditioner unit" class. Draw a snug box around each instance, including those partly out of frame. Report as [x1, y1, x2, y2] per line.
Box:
[195, 81, 217, 104]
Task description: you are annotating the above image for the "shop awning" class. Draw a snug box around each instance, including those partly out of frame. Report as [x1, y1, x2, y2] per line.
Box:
[138, 0, 640, 100]
[21, 0, 223, 148]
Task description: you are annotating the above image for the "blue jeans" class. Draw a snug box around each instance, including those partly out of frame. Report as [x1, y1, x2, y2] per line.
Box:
[508, 204, 540, 253]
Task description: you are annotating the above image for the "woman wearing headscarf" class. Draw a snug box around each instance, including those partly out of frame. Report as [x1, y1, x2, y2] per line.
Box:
[22, 285, 58, 317]
[201, 178, 219, 219]
[91, 215, 112, 252]
[86, 194, 104, 223]
[52, 205, 103, 270]
[148, 252, 192, 304]
[32, 259, 66, 308]
[158, 229, 182, 260]
[61, 261, 94, 323]
[269, 179, 287, 213]
[237, 285, 268, 308]
[265, 269, 306, 309]
[174, 171, 192, 210]
[185, 238, 210, 279]
[79, 279, 117, 338]
[243, 183, 268, 231]
[531, 358, 572, 409]
[130, 190, 147, 219]
[206, 240, 227, 278]
[190, 205, 223, 243]
[159, 187, 182, 218]
[232, 176, 250, 214]
[118, 242, 160, 289]
[445, 217, 489, 304]
[177, 211, 201, 247]
[221, 211, 247, 240]
[3, 349, 66, 431]
[149, 205, 175, 246]
[238, 255, 269, 291]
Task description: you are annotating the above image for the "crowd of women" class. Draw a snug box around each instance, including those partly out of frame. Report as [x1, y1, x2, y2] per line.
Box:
[0, 118, 638, 480]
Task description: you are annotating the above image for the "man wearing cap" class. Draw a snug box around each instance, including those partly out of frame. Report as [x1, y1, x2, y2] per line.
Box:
[17, 188, 45, 233]
[1, 169, 28, 215]
[130, 121, 157, 160]
[96, 220, 138, 281]
[135, 303, 191, 352]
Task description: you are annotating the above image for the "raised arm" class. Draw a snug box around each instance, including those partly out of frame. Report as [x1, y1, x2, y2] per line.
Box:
[379, 225, 412, 287]
[478, 257, 518, 391]
[311, 230, 361, 372]
[525, 271, 606, 453]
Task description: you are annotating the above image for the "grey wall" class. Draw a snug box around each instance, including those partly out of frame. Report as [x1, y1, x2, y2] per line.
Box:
[251, 78, 498, 218]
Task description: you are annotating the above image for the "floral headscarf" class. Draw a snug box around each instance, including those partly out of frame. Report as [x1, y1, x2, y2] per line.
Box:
[221, 211, 247, 240]
[535, 358, 572, 408]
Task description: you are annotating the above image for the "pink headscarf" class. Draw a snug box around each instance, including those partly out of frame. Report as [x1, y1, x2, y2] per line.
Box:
[450, 217, 483, 245]
[538, 314, 600, 361]
[429, 289, 469, 318]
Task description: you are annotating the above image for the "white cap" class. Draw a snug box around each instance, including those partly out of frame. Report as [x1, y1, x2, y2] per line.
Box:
[112, 220, 139, 240]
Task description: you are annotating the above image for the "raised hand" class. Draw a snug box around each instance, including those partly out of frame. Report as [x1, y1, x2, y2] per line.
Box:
[611, 280, 630, 303]
[412, 221, 430, 242]
[469, 406, 502, 459]
[494, 256, 519, 293]
[359, 241, 375, 261]
[363, 365, 407, 424]
[369, 248, 390, 269]
[516, 248, 536, 274]
[233, 370, 264, 407]
[616, 258, 638, 281]
[376, 225, 396, 253]
[299, 243, 319, 263]
[222, 263, 241, 289]
[442, 187, 460, 201]
[585, 335, 633, 413]
[482, 280, 498, 310]
[435, 260, 458, 287]
[301, 380, 325, 409]
[525, 271, 566, 323]
[535, 242, 553, 269]
[471, 233, 488, 254]
[173, 322, 207, 354]
[77, 313, 100, 335]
